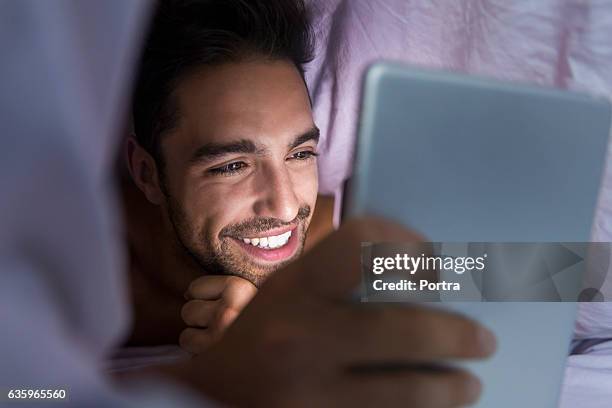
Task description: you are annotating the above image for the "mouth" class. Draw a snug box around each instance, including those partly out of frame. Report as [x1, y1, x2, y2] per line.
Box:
[229, 226, 300, 263]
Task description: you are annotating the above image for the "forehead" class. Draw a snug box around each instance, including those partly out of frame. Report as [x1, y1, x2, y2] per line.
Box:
[171, 59, 314, 149]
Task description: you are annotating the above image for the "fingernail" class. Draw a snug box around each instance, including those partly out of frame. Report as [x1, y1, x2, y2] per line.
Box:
[478, 326, 497, 355]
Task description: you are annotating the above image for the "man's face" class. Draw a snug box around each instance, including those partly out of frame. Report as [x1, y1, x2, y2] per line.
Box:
[158, 59, 318, 286]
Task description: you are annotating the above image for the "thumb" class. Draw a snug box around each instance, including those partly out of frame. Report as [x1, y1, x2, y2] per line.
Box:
[294, 216, 425, 299]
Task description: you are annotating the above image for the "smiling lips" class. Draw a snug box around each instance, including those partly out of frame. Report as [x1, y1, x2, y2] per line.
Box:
[240, 230, 292, 249]
[232, 227, 299, 263]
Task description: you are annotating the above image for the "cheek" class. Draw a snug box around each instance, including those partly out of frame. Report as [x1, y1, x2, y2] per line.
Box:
[292, 164, 319, 207]
[181, 176, 256, 238]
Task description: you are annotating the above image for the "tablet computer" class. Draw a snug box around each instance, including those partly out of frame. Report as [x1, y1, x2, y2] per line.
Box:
[343, 62, 611, 407]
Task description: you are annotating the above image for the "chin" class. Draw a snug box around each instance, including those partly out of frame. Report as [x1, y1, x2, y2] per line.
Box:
[225, 233, 305, 286]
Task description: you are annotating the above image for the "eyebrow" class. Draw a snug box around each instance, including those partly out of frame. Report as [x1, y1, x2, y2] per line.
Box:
[289, 126, 320, 150]
[188, 125, 320, 165]
[189, 139, 261, 165]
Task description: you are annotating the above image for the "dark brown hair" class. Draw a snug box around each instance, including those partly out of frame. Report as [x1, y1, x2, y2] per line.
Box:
[132, 0, 314, 169]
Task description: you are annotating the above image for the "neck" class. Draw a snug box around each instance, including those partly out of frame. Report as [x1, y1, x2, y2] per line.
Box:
[121, 177, 203, 346]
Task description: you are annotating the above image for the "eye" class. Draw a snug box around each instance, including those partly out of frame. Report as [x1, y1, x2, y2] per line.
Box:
[289, 150, 319, 161]
[208, 161, 248, 175]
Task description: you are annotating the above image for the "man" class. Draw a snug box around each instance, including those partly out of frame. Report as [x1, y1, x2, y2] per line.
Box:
[123, 0, 326, 351]
[1, 0, 496, 406]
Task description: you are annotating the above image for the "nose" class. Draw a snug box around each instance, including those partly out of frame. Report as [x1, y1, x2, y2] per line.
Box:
[252, 163, 300, 223]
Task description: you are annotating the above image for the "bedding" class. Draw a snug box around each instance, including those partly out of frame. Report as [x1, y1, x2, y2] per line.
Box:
[305, 2, 612, 406]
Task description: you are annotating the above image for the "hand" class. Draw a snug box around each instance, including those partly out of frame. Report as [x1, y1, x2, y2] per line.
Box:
[179, 275, 257, 353]
[176, 217, 496, 407]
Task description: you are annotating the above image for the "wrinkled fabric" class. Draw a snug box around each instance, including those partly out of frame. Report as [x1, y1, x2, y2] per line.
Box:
[560, 350, 612, 408]
[304, 1, 612, 406]
[2, 0, 612, 406]
[306, 0, 612, 222]
[0, 1, 203, 406]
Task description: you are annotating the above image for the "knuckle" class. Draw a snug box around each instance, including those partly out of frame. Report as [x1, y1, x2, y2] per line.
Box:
[225, 275, 240, 286]
[180, 300, 200, 324]
[214, 308, 239, 332]
[182, 300, 216, 327]
[227, 276, 257, 295]
[219, 290, 248, 313]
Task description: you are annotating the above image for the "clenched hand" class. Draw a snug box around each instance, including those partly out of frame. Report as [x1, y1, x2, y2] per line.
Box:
[180, 275, 257, 353]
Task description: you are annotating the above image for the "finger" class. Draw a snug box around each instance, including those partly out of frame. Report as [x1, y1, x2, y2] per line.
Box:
[327, 368, 481, 408]
[322, 304, 496, 364]
[222, 278, 257, 309]
[213, 307, 241, 334]
[179, 327, 216, 354]
[186, 275, 231, 300]
[181, 299, 218, 327]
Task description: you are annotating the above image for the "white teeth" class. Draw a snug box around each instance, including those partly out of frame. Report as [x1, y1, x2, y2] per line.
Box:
[239, 230, 292, 250]
[268, 236, 278, 248]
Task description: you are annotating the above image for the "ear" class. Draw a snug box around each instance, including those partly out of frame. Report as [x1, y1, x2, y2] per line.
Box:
[126, 136, 165, 205]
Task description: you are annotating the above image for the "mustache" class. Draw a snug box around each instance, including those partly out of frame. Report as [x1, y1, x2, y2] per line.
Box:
[220, 205, 311, 237]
